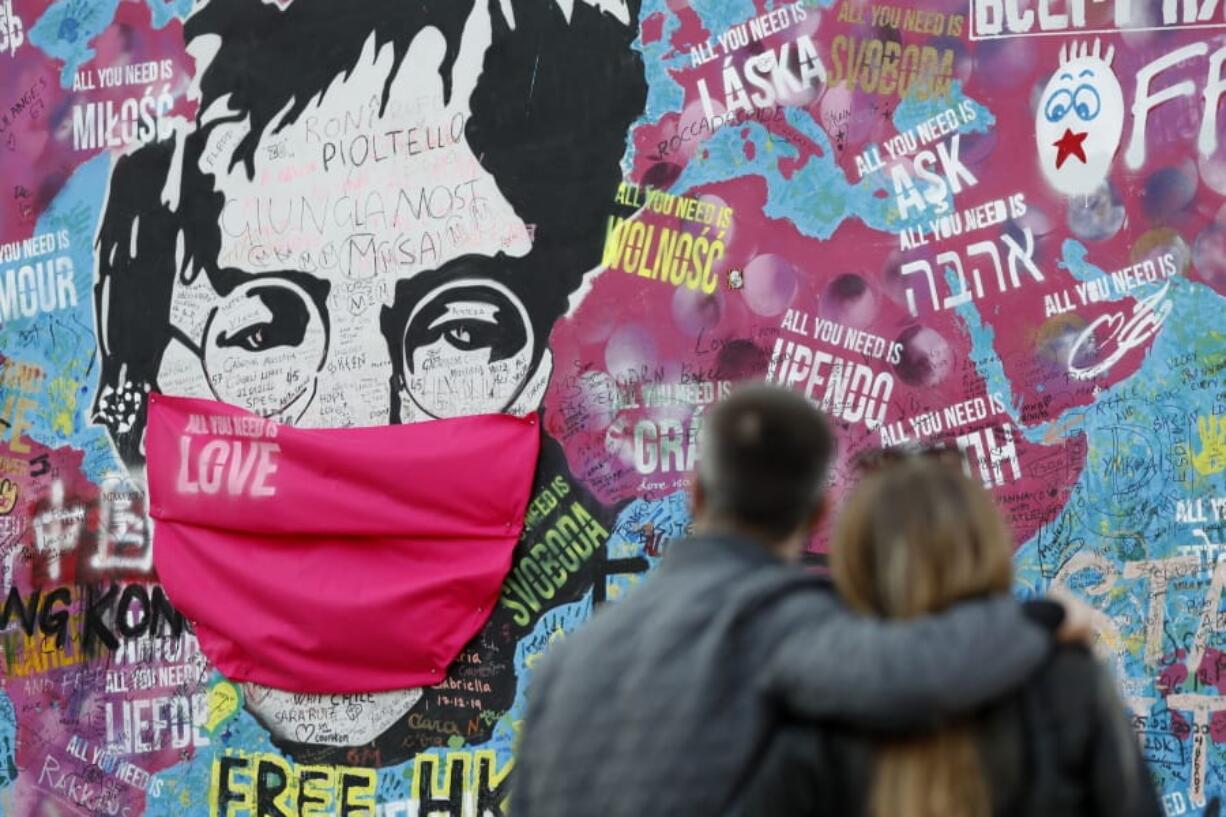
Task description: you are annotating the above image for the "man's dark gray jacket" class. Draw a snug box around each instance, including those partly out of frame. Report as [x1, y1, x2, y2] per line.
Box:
[511, 534, 1052, 817]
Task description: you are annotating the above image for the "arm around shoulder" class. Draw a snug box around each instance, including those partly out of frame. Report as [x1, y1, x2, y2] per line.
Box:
[761, 593, 1052, 729]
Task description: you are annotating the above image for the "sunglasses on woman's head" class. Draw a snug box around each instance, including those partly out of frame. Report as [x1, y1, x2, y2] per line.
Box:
[852, 444, 964, 474]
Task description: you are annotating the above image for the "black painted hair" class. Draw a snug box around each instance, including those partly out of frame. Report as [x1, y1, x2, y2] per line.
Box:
[698, 384, 836, 541]
[94, 0, 647, 464]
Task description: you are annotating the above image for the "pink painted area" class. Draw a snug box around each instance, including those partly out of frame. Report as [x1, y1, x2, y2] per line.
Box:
[1212, 712, 1226, 745]
[545, 171, 1084, 553]
[640, 11, 665, 44]
[1196, 647, 1226, 693]
[1171, 710, 1191, 741]
[0, 1, 194, 245]
[1158, 659, 1189, 697]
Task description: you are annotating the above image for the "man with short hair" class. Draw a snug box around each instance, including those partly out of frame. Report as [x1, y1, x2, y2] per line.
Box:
[513, 384, 1076, 817]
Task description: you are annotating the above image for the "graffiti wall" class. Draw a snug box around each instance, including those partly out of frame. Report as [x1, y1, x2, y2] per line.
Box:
[0, 0, 1225, 813]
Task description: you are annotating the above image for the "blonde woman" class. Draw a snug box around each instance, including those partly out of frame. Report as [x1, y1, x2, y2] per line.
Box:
[747, 456, 1162, 817]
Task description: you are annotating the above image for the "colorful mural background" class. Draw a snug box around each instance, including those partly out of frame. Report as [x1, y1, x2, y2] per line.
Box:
[1, 0, 1226, 814]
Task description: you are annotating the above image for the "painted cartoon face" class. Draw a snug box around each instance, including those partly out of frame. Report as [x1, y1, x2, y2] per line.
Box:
[1035, 40, 1124, 197]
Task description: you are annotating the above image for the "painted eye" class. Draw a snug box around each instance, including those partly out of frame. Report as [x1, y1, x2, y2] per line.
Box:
[400, 280, 535, 419]
[1072, 84, 1102, 121]
[203, 279, 328, 418]
[440, 321, 498, 351]
[214, 285, 311, 352]
[1044, 89, 1075, 123]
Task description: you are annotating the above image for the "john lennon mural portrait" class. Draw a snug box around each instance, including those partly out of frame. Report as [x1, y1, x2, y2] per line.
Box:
[90, 0, 646, 765]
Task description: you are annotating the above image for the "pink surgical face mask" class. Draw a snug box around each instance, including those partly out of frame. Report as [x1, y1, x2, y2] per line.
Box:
[145, 393, 540, 693]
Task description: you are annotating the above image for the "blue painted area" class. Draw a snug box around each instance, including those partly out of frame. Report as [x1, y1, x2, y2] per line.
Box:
[607, 492, 689, 563]
[626, 0, 688, 169]
[604, 492, 689, 599]
[0, 152, 117, 482]
[893, 83, 995, 135]
[505, 599, 595, 725]
[29, 0, 122, 88]
[688, 0, 754, 37]
[1009, 243, 1226, 798]
[670, 83, 993, 240]
[671, 116, 881, 240]
[0, 692, 15, 789]
[948, 265, 1024, 428]
[144, 0, 193, 29]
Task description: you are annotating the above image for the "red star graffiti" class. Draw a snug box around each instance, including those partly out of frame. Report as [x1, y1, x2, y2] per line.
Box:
[1053, 129, 1089, 169]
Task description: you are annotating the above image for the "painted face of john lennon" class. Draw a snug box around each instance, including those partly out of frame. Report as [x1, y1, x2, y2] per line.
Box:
[92, 0, 645, 764]
[161, 8, 539, 428]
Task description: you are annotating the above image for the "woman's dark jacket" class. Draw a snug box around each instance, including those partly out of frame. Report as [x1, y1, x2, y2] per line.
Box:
[746, 645, 1164, 817]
